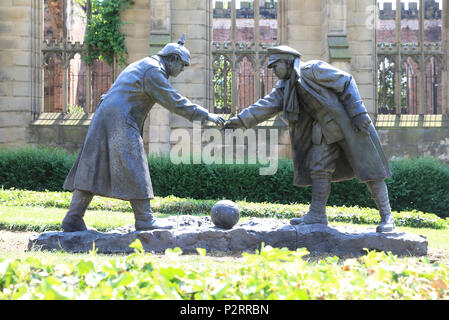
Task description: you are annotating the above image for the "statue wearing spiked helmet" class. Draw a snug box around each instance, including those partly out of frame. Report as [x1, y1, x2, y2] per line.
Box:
[61, 35, 224, 232]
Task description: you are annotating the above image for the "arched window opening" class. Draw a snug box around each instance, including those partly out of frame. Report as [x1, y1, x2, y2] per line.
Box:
[212, 0, 280, 114]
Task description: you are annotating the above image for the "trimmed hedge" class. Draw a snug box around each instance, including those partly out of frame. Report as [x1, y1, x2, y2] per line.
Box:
[1, 146, 449, 217]
[0, 147, 76, 192]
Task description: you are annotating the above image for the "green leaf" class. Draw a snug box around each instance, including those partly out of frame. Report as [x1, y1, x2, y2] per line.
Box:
[196, 247, 206, 257]
[159, 267, 186, 280]
[129, 239, 144, 253]
[40, 276, 71, 300]
[76, 260, 96, 275]
[109, 272, 135, 288]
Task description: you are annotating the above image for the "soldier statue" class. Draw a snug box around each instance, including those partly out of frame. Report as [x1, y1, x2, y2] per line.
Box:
[62, 35, 225, 232]
[224, 45, 395, 233]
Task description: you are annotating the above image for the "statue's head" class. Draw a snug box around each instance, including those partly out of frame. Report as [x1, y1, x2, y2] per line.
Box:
[267, 45, 301, 80]
[158, 34, 190, 77]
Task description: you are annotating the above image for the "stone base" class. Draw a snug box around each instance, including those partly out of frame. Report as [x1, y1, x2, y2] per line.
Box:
[28, 216, 428, 257]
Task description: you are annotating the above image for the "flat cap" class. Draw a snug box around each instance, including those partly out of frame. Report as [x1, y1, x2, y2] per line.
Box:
[267, 45, 302, 68]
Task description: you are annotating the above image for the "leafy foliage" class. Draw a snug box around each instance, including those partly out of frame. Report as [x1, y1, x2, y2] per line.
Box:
[377, 57, 408, 113]
[80, 0, 134, 67]
[1, 244, 449, 299]
[213, 55, 232, 112]
[67, 104, 85, 114]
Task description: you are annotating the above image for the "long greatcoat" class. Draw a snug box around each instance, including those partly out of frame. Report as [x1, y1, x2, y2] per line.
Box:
[234, 60, 391, 186]
[63, 55, 209, 200]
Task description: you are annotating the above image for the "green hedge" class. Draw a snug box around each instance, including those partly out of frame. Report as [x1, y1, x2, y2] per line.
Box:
[1, 146, 449, 217]
[0, 147, 76, 192]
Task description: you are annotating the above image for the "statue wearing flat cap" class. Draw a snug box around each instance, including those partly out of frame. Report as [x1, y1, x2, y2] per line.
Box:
[61, 35, 225, 232]
[225, 45, 395, 233]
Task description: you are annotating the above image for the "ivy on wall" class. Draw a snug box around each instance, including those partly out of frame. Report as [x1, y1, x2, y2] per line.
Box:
[78, 0, 135, 67]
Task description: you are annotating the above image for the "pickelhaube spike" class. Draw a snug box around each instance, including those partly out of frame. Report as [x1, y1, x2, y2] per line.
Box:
[178, 34, 185, 46]
[157, 34, 191, 66]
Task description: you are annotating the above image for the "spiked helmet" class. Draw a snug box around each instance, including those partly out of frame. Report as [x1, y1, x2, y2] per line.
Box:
[157, 34, 191, 66]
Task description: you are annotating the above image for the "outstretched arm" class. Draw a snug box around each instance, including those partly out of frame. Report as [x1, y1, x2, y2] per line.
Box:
[224, 86, 284, 129]
[143, 68, 212, 123]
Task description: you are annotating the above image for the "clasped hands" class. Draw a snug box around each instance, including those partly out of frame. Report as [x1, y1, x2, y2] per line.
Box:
[207, 113, 241, 129]
[207, 113, 225, 128]
[210, 112, 371, 135]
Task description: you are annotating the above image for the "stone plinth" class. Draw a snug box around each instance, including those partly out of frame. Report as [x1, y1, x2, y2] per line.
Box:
[28, 216, 428, 257]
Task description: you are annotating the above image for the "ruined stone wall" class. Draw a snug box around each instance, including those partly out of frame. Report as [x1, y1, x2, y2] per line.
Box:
[27, 0, 152, 155]
[286, 0, 324, 61]
[3, 0, 449, 164]
[165, 0, 212, 157]
[377, 115, 449, 163]
[347, 0, 377, 115]
[0, 0, 41, 148]
[120, 0, 152, 152]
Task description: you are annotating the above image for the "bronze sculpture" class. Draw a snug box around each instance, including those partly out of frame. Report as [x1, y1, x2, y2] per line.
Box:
[224, 45, 396, 233]
[61, 35, 225, 232]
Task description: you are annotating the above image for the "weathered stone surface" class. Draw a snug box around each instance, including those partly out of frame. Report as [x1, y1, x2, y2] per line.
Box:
[293, 224, 427, 257]
[28, 216, 428, 257]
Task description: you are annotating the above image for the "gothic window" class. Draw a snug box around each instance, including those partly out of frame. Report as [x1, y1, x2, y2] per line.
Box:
[213, 54, 233, 113]
[376, 0, 446, 115]
[212, 0, 280, 114]
[42, 0, 112, 113]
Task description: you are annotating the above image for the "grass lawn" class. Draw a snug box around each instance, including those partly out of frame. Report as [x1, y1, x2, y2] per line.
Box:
[0, 205, 135, 232]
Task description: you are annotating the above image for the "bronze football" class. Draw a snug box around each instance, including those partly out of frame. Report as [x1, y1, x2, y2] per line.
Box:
[210, 200, 240, 229]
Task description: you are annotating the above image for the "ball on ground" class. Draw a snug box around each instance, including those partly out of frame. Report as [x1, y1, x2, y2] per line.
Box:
[211, 200, 240, 229]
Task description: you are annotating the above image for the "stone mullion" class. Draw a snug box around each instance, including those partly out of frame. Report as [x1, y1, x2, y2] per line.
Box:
[85, 0, 92, 113]
[419, 0, 426, 114]
[381, 59, 387, 110]
[278, 0, 286, 44]
[32, 0, 43, 119]
[443, 0, 448, 114]
[62, 0, 69, 113]
[231, 0, 238, 114]
[31, 0, 36, 118]
[254, 0, 260, 102]
[39, 0, 44, 115]
[207, 0, 213, 111]
[395, 0, 401, 114]
[39, 0, 45, 116]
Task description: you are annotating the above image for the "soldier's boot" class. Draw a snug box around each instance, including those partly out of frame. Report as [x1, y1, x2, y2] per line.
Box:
[291, 179, 330, 226]
[367, 180, 396, 233]
[62, 190, 94, 232]
[130, 199, 173, 231]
